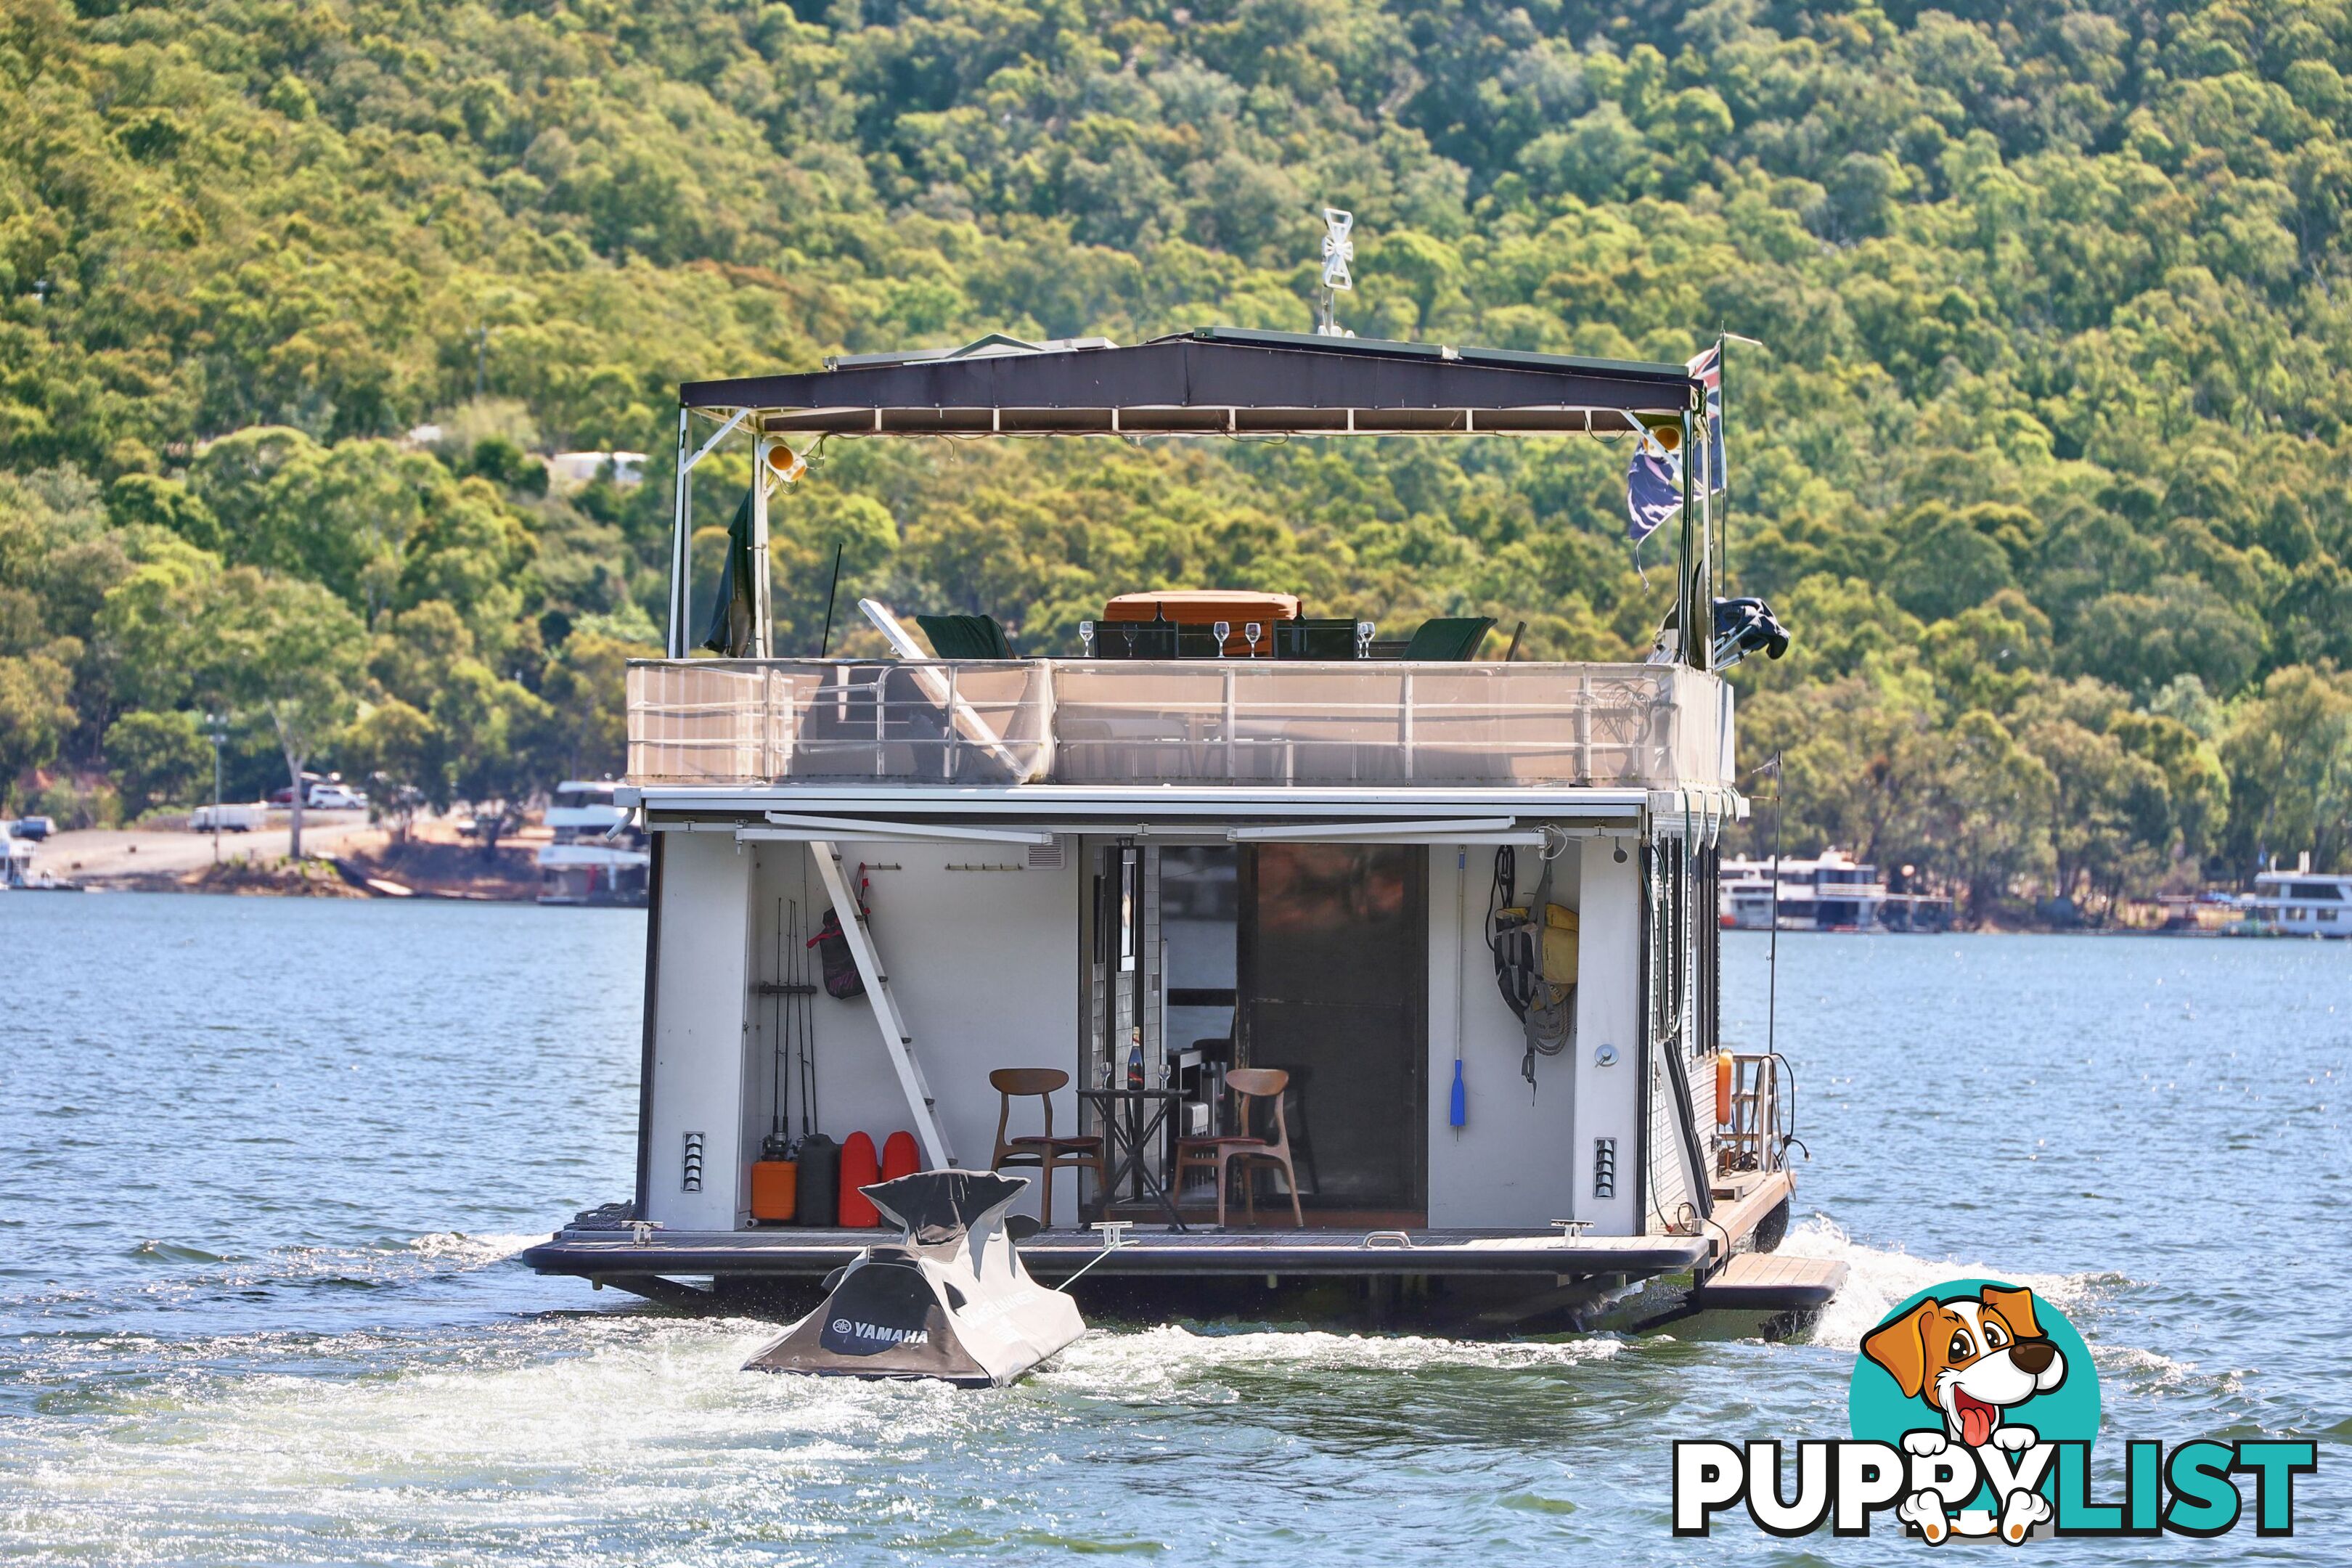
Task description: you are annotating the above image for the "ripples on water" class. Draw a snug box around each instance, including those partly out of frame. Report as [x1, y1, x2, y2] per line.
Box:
[1, 894, 2344, 1564]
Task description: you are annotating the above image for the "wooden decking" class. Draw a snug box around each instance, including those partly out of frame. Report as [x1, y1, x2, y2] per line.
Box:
[1689, 1252, 1848, 1310]
[1707, 1169, 1794, 1255]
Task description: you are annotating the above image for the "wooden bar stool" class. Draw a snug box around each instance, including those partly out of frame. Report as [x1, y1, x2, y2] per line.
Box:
[987, 1068, 1104, 1228]
[1174, 1067, 1304, 1228]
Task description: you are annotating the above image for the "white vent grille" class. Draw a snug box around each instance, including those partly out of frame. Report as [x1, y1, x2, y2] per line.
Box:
[1026, 837, 1066, 870]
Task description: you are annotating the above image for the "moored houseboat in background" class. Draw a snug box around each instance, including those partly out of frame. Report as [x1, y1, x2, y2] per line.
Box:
[1718, 849, 1951, 933]
[536, 780, 650, 906]
[2250, 856, 2352, 938]
[522, 329, 1844, 1327]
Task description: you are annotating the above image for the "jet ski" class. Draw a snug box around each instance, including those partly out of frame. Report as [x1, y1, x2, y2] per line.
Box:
[743, 1169, 1085, 1387]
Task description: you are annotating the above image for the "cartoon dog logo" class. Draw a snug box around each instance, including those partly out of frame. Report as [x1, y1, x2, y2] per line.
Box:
[1863, 1283, 2068, 1447]
[1862, 1283, 2068, 1543]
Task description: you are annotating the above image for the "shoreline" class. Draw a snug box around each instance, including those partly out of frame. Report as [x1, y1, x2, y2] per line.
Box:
[24, 819, 545, 903]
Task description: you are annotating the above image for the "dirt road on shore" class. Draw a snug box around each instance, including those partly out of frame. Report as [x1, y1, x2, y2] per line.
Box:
[29, 813, 381, 883]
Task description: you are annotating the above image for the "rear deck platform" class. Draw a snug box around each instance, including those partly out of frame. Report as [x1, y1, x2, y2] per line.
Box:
[522, 1225, 1715, 1284]
[1688, 1253, 1848, 1310]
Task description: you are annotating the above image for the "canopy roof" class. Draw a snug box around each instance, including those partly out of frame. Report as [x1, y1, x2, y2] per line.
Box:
[680, 327, 1698, 438]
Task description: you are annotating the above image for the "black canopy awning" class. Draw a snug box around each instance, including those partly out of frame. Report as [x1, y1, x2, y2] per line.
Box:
[679, 327, 1698, 438]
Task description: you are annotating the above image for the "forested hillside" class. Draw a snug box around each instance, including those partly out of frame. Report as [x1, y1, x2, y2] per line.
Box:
[7, 0, 2352, 910]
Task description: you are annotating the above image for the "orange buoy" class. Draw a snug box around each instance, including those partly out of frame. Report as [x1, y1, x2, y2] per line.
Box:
[836, 1132, 881, 1226]
[1715, 1052, 1734, 1124]
[880, 1130, 920, 1182]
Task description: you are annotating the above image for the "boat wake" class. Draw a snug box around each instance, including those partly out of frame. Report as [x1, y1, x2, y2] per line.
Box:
[396, 1230, 548, 1267]
[1, 1231, 548, 1340]
[1774, 1214, 2126, 1352]
[1040, 1322, 1622, 1400]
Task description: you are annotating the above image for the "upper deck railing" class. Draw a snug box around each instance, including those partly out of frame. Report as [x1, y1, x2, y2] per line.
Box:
[626, 659, 1733, 791]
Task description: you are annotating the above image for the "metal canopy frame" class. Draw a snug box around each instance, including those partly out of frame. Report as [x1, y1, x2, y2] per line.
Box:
[664, 324, 1711, 669]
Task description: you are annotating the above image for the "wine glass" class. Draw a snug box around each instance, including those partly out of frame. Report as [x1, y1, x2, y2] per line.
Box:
[1078, 620, 1095, 658]
[1212, 620, 1230, 658]
[1244, 621, 1262, 658]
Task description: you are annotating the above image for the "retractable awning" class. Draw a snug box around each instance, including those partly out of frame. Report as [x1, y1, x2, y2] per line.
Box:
[679, 327, 1699, 438]
[626, 783, 1664, 838]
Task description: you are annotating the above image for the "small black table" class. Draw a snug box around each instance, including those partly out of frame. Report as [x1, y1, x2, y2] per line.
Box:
[1077, 1086, 1188, 1230]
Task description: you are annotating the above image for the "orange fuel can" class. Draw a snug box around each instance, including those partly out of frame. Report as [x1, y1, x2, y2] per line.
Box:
[750, 1159, 799, 1222]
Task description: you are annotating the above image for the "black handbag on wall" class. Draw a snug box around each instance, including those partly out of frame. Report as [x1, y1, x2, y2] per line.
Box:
[810, 910, 865, 999]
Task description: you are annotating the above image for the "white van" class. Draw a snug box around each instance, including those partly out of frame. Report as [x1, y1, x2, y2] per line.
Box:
[190, 804, 266, 832]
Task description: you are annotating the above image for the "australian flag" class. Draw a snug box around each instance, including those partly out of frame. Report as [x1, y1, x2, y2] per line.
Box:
[1688, 340, 1726, 494]
[1625, 445, 1681, 545]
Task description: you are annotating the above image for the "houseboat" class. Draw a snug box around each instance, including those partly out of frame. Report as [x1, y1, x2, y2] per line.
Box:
[2250, 858, 2352, 937]
[522, 328, 1841, 1326]
[0, 822, 33, 889]
[1718, 849, 1951, 932]
[536, 779, 651, 906]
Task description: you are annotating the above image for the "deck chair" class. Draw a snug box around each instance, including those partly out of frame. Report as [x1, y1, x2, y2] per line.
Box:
[987, 1068, 1104, 1228]
[1175, 1068, 1304, 1228]
[915, 613, 1015, 660]
[1401, 616, 1495, 661]
[858, 600, 1040, 780]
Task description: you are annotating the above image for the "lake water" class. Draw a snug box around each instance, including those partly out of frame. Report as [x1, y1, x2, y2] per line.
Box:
[2, 893, 2344, 1564]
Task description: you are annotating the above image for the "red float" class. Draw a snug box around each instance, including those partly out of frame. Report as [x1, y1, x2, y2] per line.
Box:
[880, 1130, 920, 1183]
[836, 1132, 881, 1226]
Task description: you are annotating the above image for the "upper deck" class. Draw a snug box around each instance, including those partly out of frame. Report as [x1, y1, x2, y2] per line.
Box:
[624, 656, 1734, 793]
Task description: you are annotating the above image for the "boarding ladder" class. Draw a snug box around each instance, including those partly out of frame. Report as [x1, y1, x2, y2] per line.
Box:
[809, 840, 957, 1169]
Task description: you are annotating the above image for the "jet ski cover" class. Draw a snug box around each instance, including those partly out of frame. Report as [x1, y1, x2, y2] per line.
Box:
[744, 1170, 1085, 1387]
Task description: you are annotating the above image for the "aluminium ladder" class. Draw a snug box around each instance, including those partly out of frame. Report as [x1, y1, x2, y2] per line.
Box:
[809, 840, 957, 1169]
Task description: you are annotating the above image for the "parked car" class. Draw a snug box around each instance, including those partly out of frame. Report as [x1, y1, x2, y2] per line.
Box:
[11, 816, 56, 841]
[308, 785, 367, 810]
[269, 772, 328, 804]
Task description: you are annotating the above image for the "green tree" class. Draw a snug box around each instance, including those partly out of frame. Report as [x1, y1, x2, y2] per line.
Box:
[2221, 666, 2352, 875]
[105, 709, 211, 816]
[95, 534, 225, 714]
[191, 570, 366, 859]
[1925, 711, 2057, 924]
[340, 698, 440, 839]
[0, 641, 77, 812]
[539, 629, 656, 780]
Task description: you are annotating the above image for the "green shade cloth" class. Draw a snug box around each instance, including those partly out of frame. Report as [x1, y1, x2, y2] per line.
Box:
[1402, 616, 1495, 661]
[915, 613, 1015, 659]
[701, 490, 758, 657]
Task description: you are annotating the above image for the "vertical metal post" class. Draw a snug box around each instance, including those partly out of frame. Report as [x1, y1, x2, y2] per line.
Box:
[945, 663, 961, 780]
[1680, 408, 1699, 669]
[1222, 666, 1236, 780]
[1575, 671, 1593, 783]
[666, 405, 691, 658]
[205, 712, 224, 865]
[1717, 334, 1731, 589]
[749, 437, 775, 660]
[1767, 753, 1782, 1058]
[1400, 670, 1415, 780]
[1696, 404, 1714, 639]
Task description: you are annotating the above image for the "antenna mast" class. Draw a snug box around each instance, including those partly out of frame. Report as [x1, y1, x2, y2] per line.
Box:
[1315, 207, 1355, 337]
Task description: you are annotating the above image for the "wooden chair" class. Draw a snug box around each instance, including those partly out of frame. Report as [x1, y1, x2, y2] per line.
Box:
[1174, 1067, 1304, 1228]
[987, 1068, 1103, 1228]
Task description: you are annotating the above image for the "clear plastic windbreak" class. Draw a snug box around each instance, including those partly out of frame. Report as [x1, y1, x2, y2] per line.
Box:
[626, 660, 1728, 790]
